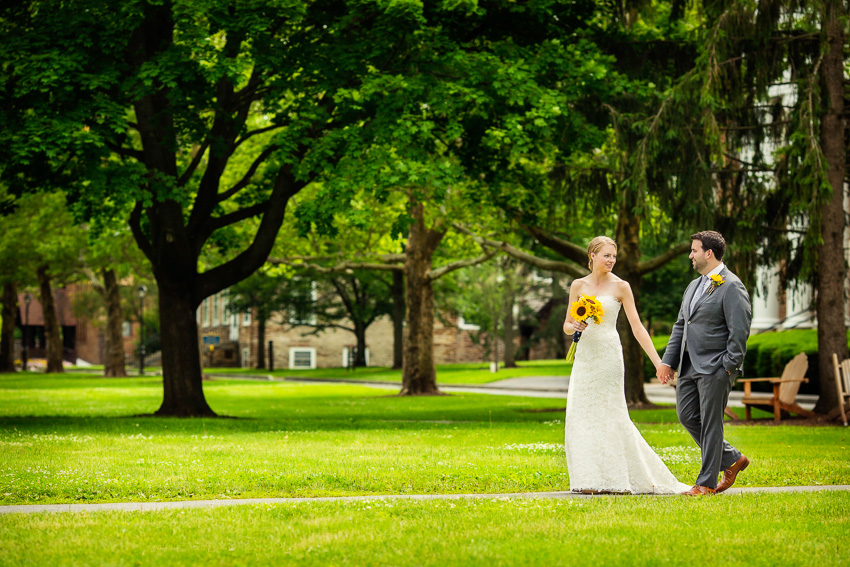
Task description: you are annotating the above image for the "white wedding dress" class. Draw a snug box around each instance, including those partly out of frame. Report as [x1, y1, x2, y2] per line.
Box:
[564, 295, 690, 494]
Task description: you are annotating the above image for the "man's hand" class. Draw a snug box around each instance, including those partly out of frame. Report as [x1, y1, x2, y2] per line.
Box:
[657, 364, 675, 385]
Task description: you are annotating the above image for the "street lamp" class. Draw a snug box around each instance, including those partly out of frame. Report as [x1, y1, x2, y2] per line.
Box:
[22, 293, 31, 372]
[137, 285, 147, 376]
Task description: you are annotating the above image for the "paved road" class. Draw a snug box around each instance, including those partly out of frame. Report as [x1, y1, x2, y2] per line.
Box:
[225, 374, 816, 410]
[3, 485, 847, 515]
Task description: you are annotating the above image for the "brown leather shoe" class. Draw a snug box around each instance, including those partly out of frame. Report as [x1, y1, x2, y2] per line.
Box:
[682, 485, 716, 496]
[716, 455, 749, 493]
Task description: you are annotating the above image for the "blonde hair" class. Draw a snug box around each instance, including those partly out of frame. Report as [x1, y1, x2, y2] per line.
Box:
[587, 236, 617, 270]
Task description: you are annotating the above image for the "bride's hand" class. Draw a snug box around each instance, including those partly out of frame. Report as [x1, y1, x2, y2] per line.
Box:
[571, 320, 588, 332]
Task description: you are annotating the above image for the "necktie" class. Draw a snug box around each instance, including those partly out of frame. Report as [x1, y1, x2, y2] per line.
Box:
[690, 276, 707, 312]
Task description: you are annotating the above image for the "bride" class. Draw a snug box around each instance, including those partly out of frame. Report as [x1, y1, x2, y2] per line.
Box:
[563, 236, 690, 494]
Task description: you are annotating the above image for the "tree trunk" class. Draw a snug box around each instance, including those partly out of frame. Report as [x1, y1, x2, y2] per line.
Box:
[155, 279, 216, 417]
[614, 208, 651, 407]
[0, 283, 17, 373]
[391, 270, 404, 369]
[551, 274, 568, 359]
[101, 269, 127, 377]
[503, 291, 517, 368]
[36, 265, 64, 373]
[255, 315, 266, 370]
[400, 201, 445, 395]
[814, 0, 847, 414]
[354, 322, 368, 367]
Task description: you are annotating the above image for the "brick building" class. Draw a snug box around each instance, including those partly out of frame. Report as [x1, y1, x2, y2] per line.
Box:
[14, 284, 142, 366]
[196, 289, 530, 370]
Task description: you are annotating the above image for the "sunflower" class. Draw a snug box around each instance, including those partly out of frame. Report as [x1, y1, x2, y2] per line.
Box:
[581, 295, 603, 319]
[570, 301, 590, 322]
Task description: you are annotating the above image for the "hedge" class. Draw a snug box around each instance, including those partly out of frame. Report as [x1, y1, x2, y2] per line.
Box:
[645, 329, 850, 396]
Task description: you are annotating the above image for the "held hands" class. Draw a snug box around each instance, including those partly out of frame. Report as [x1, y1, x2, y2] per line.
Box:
[570, 320, 588, 333]
[656, 363, 675, 385]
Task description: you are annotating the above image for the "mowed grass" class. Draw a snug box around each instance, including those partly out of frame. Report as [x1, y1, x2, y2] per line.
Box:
[1, 372, 849, 566]
[203, 358, 572, 384]
[1, 493, 848, 566]
[1, 372, 848, 508]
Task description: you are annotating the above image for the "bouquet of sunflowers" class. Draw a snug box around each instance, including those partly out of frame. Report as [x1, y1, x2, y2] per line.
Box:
[565, 295, 604, 363]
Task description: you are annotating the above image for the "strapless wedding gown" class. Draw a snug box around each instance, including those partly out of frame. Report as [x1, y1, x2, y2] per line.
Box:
[564, 295, 690, 494]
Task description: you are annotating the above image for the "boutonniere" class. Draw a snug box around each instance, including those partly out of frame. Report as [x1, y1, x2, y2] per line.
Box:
[707, 274, 725, 295]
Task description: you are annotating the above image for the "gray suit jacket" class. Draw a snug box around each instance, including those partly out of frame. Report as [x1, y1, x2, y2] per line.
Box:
[661, 267, 752, 377]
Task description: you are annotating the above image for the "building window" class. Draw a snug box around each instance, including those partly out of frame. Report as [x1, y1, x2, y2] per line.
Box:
[241, 347, 250, 368]
[289, 347, 316, 370]
[342, 347, 370, 367]
[212, 294, 219, 326]
[122, 321, 132, 337]
[288, 279, 318, 326]
[202, 298, 210, 327]
[243, 310, 251, 326]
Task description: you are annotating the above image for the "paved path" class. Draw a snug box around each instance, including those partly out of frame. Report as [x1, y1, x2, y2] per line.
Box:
[3, 485, 848, 515]
[214, 374, 817, 410]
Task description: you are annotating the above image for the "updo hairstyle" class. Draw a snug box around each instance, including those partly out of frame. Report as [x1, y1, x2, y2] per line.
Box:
[587, 236, 617, 270]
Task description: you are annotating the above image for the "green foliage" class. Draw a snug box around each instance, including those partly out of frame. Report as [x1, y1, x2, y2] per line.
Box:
[0, 193, 85, 288]
[640, 254, 695, 332]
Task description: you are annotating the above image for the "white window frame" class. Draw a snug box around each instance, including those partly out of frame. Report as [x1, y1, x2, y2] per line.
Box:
[342, 347, 370, 367]
[212, 294, 219, 326]
[202, 297, 210, 327]
[243, 309, 251, 326]
[289, 347, 317, 370]
[457, 315, 480, 331]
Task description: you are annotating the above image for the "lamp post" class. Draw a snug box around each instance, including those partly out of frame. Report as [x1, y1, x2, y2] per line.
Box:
[22, 293, 31, 372]
[137, 285, 147, 376]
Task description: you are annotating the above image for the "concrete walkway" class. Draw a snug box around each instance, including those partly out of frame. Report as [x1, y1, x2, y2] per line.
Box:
[3, 485, 848, 515]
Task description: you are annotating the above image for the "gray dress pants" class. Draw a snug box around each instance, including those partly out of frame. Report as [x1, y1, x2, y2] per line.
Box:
[676, 352, 742, 488]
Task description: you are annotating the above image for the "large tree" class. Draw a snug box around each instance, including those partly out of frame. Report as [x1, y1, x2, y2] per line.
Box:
[279, 192, 496, 394]
[2, 0, 472, 414]
[639, 0, 849, 412]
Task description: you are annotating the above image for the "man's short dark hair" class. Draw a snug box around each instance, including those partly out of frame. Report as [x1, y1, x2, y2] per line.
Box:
[691, 230, 726, 261]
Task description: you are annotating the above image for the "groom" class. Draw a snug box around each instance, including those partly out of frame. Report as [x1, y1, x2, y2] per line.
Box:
[658, 231, 752, 496]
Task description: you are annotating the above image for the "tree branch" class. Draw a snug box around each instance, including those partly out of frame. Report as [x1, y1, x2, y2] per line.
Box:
[195, 201, 271, 254]
[453, 224, 588, 278]
[520, 224, 588, 264]
[269, 253, 405, 265]
[195, 163, 305, 302]
[217, 144, 280, 203]
[177, 139, 211, 187]
[104, 141, 144, 161]
[637, 242, 691, 275]
[234, 124, 285, 150]
[275, 259, 404, 273]
[427, 248, 498, 280]
[128, 200, 154, 262]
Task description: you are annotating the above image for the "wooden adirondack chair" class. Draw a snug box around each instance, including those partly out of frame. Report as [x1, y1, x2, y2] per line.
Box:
[832, 353, 850, 427]
[739, 352, 814, 423]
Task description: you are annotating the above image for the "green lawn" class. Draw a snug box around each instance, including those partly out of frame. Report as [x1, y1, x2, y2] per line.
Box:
[203, 358, 572, 384]
[1, 372, 848, 566]
[2, 493, 848, 566]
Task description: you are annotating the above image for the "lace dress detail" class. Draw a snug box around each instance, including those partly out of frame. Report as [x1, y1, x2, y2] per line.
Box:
[564, 295, 690, 494]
